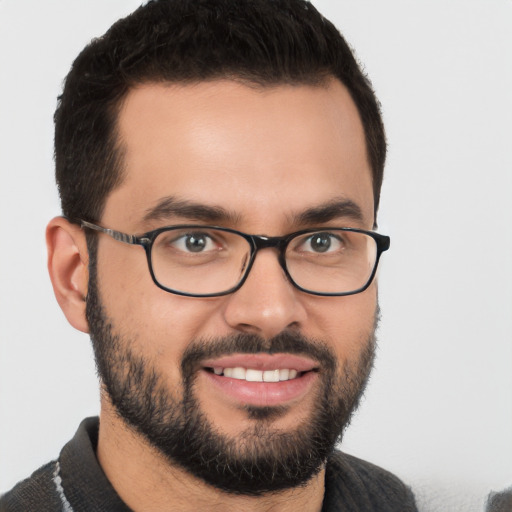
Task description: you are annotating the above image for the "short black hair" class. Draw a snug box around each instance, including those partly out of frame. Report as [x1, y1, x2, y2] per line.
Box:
[55, 0, 386, 224]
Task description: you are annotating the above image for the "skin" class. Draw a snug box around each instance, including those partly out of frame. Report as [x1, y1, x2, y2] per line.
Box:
[47, 79, 377, 512]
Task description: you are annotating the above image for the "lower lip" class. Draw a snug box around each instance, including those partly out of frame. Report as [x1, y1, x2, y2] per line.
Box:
[201, 369, 318, 407]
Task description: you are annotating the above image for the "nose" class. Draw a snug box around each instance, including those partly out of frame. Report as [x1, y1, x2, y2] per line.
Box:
[222, 248, 307, 339]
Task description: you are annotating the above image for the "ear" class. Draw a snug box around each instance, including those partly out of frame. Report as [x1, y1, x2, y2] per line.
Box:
[46, 217, 90, 333]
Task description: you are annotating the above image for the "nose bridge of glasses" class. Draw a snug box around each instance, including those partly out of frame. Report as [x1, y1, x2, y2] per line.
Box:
[246, 234, 289, 274]
[250, 234, 289, 260]
[251, 234, 286, 249]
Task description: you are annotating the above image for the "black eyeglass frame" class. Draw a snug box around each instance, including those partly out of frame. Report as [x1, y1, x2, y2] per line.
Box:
[80, 220, 390, 298]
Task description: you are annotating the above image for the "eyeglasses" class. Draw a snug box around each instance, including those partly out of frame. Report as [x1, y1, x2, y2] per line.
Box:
[80, 220, 390, 298]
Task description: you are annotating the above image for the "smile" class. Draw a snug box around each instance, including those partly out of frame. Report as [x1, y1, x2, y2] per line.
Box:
[207, 367, 302, 382]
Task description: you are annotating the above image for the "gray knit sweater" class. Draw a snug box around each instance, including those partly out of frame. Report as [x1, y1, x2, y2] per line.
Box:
[0, 417, 417, 512]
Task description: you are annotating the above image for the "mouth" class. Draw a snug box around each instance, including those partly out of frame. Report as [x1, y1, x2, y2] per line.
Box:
[199, 353, 320, 407]
[205, 366, 308, 382]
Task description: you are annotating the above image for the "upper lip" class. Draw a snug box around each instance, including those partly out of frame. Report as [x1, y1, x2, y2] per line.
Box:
[201, 353, 319, 372]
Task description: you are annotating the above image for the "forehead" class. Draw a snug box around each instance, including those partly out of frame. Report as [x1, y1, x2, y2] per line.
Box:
[104, 79, 374, 231]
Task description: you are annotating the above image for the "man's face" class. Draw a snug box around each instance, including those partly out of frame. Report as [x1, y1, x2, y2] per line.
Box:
[88, 79, 378, 493]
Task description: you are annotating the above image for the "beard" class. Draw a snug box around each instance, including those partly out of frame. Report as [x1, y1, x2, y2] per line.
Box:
[86, 268, 377, 496]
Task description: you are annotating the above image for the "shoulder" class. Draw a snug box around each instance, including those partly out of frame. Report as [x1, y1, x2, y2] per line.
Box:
[323, 450, 417, 512]
[0, 460, 63, 512]
[486, 486, 512, 512]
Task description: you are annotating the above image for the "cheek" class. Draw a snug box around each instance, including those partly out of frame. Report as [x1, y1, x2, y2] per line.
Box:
[307, 285, 377, 362]
[95, 245, 226, 356]
[96, 247, 151, 327]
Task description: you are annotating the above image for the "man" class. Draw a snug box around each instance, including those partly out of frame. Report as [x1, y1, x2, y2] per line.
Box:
[0, 0, 417, 510]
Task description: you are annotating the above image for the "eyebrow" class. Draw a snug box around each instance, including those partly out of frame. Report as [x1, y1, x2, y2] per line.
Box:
[293, 198, 365, 226]
[143, 196, 241, 224]
[142, 196, 365, 229]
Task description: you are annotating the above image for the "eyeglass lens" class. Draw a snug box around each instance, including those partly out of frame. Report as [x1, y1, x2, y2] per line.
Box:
[149, 227, 378, 296]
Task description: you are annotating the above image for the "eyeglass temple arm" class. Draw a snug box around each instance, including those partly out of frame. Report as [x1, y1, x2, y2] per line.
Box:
[80, 220, 141, 245]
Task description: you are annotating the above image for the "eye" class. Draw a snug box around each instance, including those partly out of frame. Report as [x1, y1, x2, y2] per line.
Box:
[171, 232, 218, 253]
[300, 232, 343, 253]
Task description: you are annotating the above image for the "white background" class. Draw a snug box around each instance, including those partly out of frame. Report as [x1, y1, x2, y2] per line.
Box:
[0, 1, 511, 511]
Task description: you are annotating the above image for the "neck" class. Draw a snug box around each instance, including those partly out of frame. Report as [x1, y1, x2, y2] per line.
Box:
[97, 400, 326, 512]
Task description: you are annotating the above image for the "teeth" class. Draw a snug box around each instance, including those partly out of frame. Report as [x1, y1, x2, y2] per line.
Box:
[213, 367, 300, 382]
[246, 369, 263, 382]
[279, 369, 289, 381]
[224, 367, 245, 379]
[263, 369, 280, 382]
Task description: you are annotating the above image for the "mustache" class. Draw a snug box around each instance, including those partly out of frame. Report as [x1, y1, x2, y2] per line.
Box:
[181, 330, 337, 378]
